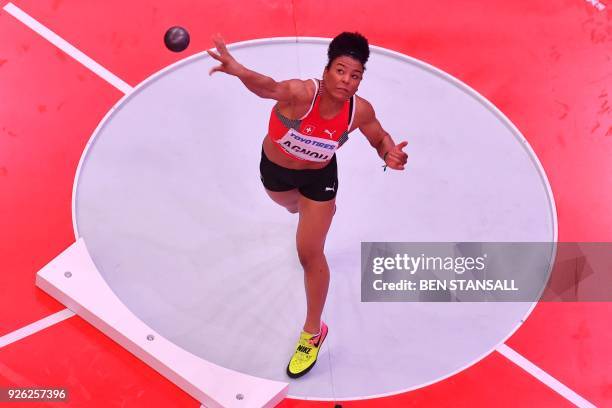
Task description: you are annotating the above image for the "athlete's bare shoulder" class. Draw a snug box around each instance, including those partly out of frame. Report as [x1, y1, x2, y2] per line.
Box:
[277, 78, 316, 104]
[276, 79, 317, 118]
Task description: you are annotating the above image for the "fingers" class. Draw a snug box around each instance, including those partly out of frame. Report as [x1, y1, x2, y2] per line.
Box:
[390, 141, 408, 165]
[209, 65, 224, 76]
[207, 46, 225, 75]
[208, 33, 229, 62]
[388, 151, 408, 165]
[206, 49, 221, 61]
[385, 150, 408, 170]
[389, 162, 406, 170]
[217, 39, 229, 55]
[208, 34, 234, 77]
[211, 33, 229, 55]
[388, 162, 405, 170]
[394, 152, 408, 162]
[389, 158, 405, 170]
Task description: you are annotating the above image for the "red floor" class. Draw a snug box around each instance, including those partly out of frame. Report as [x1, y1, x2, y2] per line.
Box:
[1, 0, 610, 407]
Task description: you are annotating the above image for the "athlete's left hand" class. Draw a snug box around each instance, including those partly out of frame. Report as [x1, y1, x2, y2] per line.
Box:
[384, 141, 408, 170]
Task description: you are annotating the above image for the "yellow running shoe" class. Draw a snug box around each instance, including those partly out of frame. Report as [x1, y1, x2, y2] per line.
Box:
[286, 322, 328, 378]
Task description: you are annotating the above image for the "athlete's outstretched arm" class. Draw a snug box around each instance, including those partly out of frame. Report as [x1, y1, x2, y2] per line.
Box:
[356, 97, 408, 171]
[207, 34, 309, 103]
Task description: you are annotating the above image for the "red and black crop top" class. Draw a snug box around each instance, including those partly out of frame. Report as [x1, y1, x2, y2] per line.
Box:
[267, 79, 356, 162]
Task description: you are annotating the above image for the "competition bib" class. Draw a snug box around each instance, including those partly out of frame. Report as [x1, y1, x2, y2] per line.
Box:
[276, 129, 338, 162]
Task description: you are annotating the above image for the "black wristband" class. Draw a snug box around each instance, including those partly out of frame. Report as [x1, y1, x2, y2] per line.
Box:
[382, 151, 389, 172]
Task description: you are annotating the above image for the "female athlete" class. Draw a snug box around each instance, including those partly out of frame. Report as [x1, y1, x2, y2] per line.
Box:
[207, 32, 408, 378]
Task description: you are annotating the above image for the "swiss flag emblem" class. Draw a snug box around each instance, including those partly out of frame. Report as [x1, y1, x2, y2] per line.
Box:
[303, 124, 316, 135]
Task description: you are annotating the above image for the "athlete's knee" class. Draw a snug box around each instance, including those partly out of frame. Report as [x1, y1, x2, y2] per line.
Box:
[297, 245, 325, 269]
[266, 189, 299, 210]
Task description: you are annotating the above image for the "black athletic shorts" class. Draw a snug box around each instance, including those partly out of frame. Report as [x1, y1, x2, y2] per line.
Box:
[259, 148, 338, 202]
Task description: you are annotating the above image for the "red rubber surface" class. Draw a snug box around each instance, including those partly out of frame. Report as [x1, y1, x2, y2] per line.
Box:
[0, 7, 122, 335]
[0, 316, 199, 407]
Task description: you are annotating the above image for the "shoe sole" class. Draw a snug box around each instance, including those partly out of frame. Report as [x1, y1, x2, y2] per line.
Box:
[286, 325, 328, 379]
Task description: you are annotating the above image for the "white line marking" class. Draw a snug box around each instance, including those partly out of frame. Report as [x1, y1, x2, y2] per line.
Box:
[497, 344, 597, 408]
[2, 2, 133, 94]
[0, 309, 75, 349]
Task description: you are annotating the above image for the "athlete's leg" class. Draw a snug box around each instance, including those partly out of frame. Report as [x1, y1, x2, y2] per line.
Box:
[295, 194, 336, 334]
[264, 188, 300, 213]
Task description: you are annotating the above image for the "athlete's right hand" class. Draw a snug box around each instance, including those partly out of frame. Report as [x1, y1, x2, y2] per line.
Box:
[207, 34, 243, 76]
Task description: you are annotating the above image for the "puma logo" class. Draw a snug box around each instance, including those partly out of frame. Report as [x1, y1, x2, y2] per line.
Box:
[323, 129, 336, 138]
